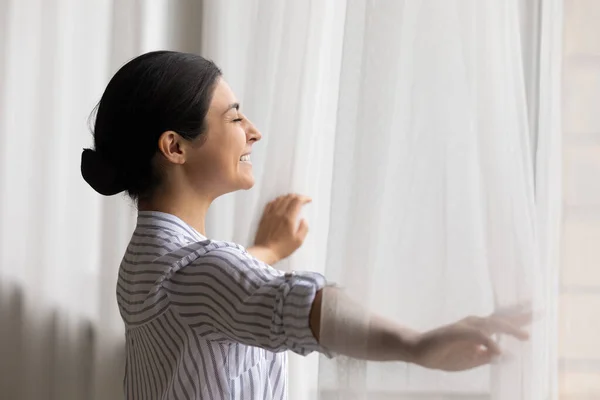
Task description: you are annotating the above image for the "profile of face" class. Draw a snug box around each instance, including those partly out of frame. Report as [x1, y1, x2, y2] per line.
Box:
[158, 78, 262, 199]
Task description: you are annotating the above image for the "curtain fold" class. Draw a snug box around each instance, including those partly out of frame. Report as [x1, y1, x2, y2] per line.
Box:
[199, 2, 347, 398]
[318, 0, 561, 399]
[533, 0, 563, 398]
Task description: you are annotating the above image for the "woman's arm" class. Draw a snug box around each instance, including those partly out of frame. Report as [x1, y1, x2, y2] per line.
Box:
[246, 245, 280, 265]
[310, 286, 531, 370]
[166, 245, 329, 356]
[248, 194, 531, 370]
[310, 287, 422, 362]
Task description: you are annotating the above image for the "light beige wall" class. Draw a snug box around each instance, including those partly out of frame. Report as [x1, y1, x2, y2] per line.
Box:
[560, 0, 600, 398]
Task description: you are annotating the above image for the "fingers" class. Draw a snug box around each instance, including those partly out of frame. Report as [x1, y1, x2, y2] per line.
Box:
[484, 317, 530, 340]
[288, 195, 312, 223]
[443, 325, 501, 359]
[264, 197, 276, 214]
[287, 194, 312, 211]
[277, 194, 295, 213]
[278, 194, 310, 212]
[262, 194, 289, 218]
[467, 314, 530, 341]
[266, 194, 312, 219]
[492, 303, 533, 327]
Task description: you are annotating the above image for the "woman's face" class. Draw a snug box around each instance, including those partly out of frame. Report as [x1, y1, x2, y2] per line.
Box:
[183, 78, 262, 197]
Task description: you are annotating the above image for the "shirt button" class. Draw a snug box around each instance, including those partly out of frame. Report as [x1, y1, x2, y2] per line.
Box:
[284, 271, 296, 279]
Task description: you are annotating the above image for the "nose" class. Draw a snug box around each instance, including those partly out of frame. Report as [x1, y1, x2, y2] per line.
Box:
[246, 119, 262, 143]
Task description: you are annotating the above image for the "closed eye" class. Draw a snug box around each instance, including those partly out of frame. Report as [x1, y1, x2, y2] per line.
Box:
[232, 118, 243, 123]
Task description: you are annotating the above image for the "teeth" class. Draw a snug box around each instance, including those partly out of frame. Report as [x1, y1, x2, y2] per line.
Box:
[240, 154, 250, 162]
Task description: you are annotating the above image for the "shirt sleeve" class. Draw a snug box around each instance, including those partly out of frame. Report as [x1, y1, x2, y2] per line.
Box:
[162, 244, 330, 356]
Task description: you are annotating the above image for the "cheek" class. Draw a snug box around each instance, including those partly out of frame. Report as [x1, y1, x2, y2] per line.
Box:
[186, 144, 226, 179]
[227, 126, 247, 160]
[190, 127, 247, 180]
[203, 143, 240, 177]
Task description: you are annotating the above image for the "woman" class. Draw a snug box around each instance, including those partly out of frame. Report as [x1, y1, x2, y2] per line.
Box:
[81, 51, 530, 400]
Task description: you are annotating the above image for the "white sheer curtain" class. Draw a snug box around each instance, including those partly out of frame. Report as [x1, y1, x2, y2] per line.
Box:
[196, 1, 563, 399]
[0, 1, 561, 400]
[313, 1, 561, 399]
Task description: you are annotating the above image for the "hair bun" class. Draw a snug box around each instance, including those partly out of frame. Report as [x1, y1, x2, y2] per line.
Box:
[80, 148, 127, 196]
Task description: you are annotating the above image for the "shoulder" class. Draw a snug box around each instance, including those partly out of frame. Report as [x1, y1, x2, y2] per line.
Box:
[168, 240, 282, 285]
[154, 239, 247, 270]
[194, 241, 278, 274]
[182, 240, 252, 265]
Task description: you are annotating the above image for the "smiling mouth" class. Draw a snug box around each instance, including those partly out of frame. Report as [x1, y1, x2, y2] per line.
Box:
[240, 154, 251, 162]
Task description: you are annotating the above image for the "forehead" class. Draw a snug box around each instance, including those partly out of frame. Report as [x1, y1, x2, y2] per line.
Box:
[210, 78, 237, 109]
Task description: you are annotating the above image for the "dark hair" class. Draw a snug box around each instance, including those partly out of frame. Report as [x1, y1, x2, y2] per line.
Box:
[81, 51, 222, 199]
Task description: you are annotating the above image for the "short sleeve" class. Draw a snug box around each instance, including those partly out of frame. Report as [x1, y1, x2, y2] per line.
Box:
[162, 244, 330, 356]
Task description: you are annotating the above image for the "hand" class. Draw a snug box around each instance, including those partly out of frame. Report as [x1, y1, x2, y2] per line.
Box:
[250, 194, 312, 264]
[413, 305, 532, 371]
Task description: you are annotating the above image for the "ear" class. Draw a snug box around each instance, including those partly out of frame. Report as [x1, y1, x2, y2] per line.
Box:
[157, 131, 186, 165]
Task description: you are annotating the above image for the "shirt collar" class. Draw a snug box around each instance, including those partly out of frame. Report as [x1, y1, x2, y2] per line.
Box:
[136, 211, 206, 241]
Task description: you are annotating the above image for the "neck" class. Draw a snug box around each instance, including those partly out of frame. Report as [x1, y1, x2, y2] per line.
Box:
[138, 189, 213, 236]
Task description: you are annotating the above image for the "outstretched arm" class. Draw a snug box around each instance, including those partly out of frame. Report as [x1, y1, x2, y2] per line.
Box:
[310, 286, 531, 370]
[247, 194, 531, 371]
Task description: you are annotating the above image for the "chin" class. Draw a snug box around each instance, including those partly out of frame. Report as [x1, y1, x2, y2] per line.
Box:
[234, 174, 255, 191]
[240, 179, 255, 190]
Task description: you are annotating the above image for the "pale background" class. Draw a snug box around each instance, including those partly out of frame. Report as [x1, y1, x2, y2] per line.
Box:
[560, 0, 600, 398]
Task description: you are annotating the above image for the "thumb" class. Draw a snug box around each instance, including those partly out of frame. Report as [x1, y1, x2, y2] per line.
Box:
[297, 218, 309, 241]
[460, 328, 501, 356]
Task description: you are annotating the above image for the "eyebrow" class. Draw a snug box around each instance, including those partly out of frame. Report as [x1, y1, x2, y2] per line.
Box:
[222, 103, 240, 115]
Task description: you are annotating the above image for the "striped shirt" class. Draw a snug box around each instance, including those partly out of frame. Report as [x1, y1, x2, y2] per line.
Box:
[116, 211, 329, 400]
